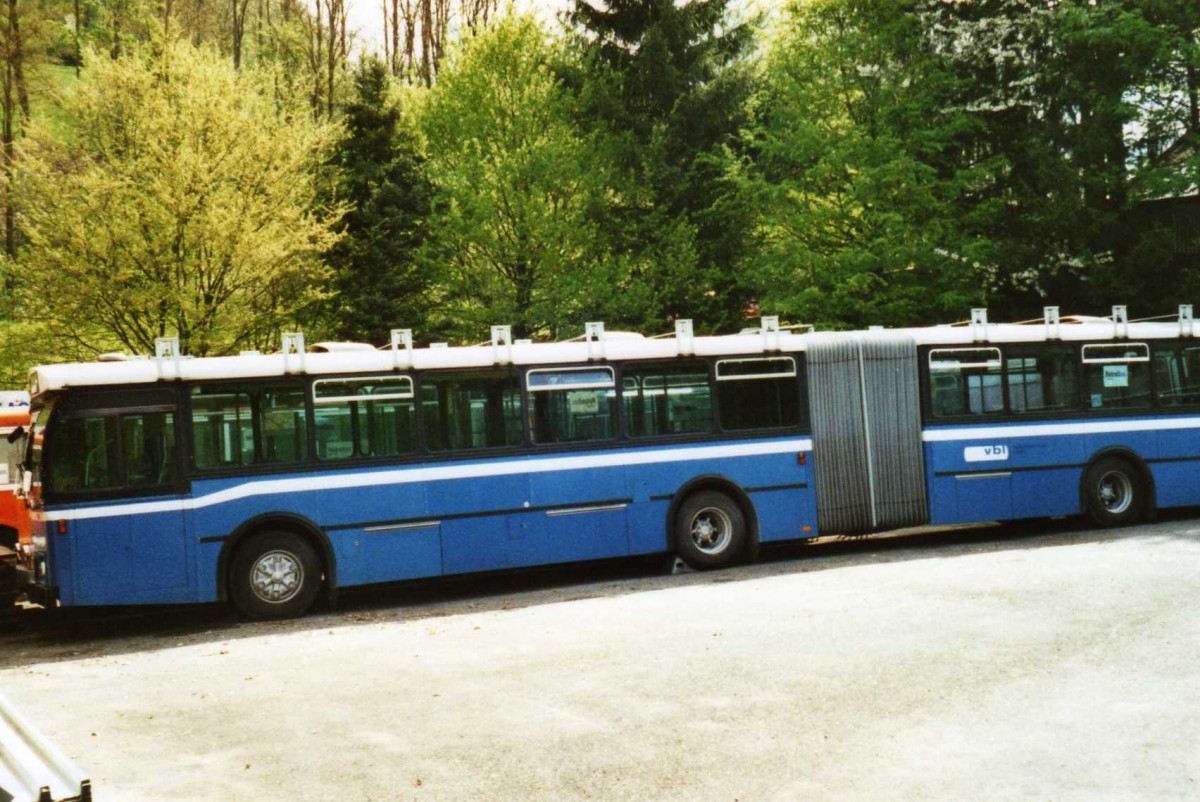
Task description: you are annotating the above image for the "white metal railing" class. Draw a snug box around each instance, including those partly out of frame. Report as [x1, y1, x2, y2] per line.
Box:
[0, 691, 91, 802]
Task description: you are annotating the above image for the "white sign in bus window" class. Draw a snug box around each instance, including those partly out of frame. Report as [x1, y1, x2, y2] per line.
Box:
[569, 392, 601, 415]
[1103, 364, 1129, 388]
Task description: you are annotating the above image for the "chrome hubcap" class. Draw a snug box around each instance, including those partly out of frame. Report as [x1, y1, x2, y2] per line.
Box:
[251, 550, 304, 604]
[1098, 471, 1133, 514]
[690, 507, 733, 554]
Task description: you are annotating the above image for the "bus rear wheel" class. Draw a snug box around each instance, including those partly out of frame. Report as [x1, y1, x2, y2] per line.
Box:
[1083, 457, 1144, 528]
[675, 491, 746, 569]
[230, 531, 322, 620]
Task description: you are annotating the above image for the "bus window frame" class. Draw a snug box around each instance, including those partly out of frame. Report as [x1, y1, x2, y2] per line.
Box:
[186, 379, 313, 477]
[618, 359, 717, 440]
[43, 400, 187, 503]
[311, 375, 418, 462]
[713, 355, 805, 434]
[525, 366, 618, 447]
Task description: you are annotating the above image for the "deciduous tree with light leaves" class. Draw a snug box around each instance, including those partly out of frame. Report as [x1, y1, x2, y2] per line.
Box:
[16, 39, 343, 357]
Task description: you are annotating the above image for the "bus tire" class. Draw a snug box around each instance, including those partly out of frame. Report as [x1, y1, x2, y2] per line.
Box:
[675, 491, 746, 569]
[230, 531, 322, 620]
[1082, 457, 1144, 528]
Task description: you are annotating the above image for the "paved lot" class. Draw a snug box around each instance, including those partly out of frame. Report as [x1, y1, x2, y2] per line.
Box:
[2, 518, 1199, 801]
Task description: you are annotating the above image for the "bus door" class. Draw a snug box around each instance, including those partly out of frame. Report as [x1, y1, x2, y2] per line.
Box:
[522, 366, 628, 564]
[47, 394, 190, 604]
[920, 347, 1014, 524]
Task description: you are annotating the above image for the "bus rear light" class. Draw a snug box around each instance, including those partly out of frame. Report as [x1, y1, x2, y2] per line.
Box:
[798, 453, 807, 465]
[56, 519, 68, 535]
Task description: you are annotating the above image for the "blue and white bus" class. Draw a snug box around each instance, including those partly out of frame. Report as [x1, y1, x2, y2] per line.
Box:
[12, 306, 1200, 618]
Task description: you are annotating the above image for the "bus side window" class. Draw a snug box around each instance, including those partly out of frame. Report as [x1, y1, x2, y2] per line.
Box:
[312, 376, 417, 460]
[927, 349, 1002, 418]
[422, 370, 522, 452]
[1083, 343, 1151, 410]
[259, 386, 308, 464]
[715, 358, 800, 431]
[49, 410, 178, 493]
[123, 412, 178, 486]
[622, 362, 712, 438]
[50, 415, 120, 492]
[930, 374, 965, 417]
[527, 368, 616, 445]
[191, 389, 254, 469]
[1006, 347, 1079, 414]
[1155, 346, 1200, 407]
[191, 384, 307, 468]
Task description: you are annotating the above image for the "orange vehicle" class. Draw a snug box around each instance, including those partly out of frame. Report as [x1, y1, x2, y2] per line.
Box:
[0, 394, 30, 605]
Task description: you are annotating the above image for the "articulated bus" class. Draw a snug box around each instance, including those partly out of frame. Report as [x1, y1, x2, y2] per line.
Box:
[12, 306, 1200, 619]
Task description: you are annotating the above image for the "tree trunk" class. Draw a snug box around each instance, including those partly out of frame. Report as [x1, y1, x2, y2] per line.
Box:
[7, 0, 28, 119]
[232, 0, 250, 69]
[2, 51, 14, 260]
[1186, 31, 1199, 138]
[73, 0, 81, 76]
[391, 0, 400, 77]
[420, 0, 432, 87]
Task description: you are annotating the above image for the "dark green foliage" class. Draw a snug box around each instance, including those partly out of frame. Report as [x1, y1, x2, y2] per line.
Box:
[568, 0, 759, 332]
[322, 58, 433, 344]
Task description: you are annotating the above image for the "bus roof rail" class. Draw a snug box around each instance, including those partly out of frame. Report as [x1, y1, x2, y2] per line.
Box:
[970, 308, 988, 342]
[1111, 305, 1128, 339]
[310, 342, 376, 353]
[675, 319, 694, 356]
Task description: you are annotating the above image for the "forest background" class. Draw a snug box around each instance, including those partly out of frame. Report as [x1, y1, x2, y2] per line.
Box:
[0, 0, 1197, 387]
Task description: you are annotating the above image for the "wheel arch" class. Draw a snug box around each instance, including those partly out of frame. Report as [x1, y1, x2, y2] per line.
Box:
[665, 475, 760, 561]
[216, 513, 337, 603]
[1079, 447, 1156, 518]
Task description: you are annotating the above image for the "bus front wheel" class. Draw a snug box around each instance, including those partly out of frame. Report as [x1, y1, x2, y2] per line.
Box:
[1083, 457, 1144, 528]
[230, 531, 322, 620]
[675, 491, 747, 569]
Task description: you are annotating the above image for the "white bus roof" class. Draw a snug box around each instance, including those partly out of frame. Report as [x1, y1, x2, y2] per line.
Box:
[25, 316, 1198, 396]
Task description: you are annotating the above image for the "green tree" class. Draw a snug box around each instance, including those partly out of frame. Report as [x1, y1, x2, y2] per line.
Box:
[420, 15, 613, 341]
[16, 40, 342, 357]
[745, 0, 982, 329]
[320, 57, 433, 344]
[568, 0, 758, 331]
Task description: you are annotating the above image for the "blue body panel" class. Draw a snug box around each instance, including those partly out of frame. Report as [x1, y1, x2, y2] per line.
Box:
[924, 415, 1200, 525]
[45, 436, 815, 607]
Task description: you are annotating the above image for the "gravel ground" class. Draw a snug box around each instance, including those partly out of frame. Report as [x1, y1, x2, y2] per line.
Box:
[1, 518, 1199, 801]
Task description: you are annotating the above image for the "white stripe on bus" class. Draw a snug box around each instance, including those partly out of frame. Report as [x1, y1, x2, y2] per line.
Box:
[46, 438, 814, 522]
[922, 416, 1200, 443]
